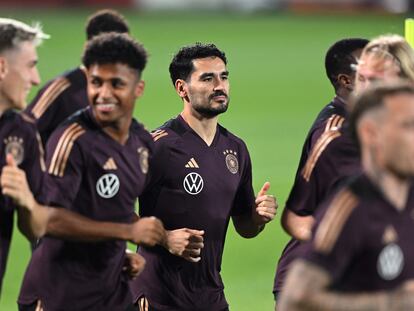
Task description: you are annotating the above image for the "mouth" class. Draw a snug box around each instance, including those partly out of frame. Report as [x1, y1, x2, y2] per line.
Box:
[211, 95, 227, 103]
[95, 102, 117, 113]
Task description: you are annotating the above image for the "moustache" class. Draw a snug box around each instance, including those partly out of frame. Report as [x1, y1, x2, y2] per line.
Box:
[209, 91, 228, 101]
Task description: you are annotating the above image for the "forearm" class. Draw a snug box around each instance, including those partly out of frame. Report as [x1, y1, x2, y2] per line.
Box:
[280, 260, 414, 311]
[290, 289, 413, 311]
[281, 208, 314, 241]
[232, 214, 264, 238]
[17, 201, 50, 241]
[46, 208, 133, 242]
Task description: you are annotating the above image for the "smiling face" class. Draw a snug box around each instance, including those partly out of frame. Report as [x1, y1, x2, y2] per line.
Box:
[179, 56, 230, 118]
[87, 62, 144, 128]
[0, 40, 40, 110]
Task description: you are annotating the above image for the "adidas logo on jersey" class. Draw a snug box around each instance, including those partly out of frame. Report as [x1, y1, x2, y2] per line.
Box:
[103, 157, 117, 170]
[185, 158, 199, 168]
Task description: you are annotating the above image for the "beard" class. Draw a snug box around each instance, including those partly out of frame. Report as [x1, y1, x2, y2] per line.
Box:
[191, 91, 230, 118]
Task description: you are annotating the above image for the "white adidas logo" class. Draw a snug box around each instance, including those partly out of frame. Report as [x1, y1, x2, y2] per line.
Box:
[103, 157, 117, 170]
[185, 158, 199, 168]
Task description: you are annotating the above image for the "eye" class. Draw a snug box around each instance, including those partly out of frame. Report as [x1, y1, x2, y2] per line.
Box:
[221, 75, 228, 80]
[202, 77, 213, 82]
[90, 78, 101, 86]
[112, 79, 125, 88]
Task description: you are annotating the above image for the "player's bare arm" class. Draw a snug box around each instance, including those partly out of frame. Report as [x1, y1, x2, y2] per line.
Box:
[1, 153, 166, 245]
[281, 208, 314, 241]
[1, 154, 49, 240]
[232, 181, 277, 238]
[279, 259, 414, 311]
[162, 228, 205, 263]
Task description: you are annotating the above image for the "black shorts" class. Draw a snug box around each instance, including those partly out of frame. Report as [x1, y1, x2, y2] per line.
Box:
[19, 301, 137, 311]
[135, 297, 229, 311]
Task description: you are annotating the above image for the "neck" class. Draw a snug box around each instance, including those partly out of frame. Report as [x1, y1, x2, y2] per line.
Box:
[181, 104, 218, 146]
[336, 88, 350, 103]
[363, 148, 410, 211]
[96, 115, 131, 145]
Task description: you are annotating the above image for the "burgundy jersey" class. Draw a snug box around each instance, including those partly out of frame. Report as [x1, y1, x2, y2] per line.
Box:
[303, 174, 414, 291]
[0, 110, 44, 296]
[18, 108, 153, 310]
[130, 115, 256, 311]
[25, 67, 88, 146]
[274, 97, 362, 293]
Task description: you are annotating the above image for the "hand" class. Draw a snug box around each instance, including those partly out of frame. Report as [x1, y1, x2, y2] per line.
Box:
[129, 216, 166, 246]
[253, 182, 277, 226]
[1, 154, 36, 211]
[123, 250, 146, 279]
[165, 228, 204, 263]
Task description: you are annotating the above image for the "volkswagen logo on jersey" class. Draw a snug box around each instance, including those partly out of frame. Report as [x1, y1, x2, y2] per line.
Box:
[183, 172, 204, 195]
[96, 173, 120, 198]
[377, 243, 404, 280]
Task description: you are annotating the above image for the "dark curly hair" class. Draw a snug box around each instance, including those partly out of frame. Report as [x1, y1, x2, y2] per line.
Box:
[85, 9, 129, 40]
[325, 38, 369, 90]
[169, 42, 227, 86]
[82, 32, 147, 76]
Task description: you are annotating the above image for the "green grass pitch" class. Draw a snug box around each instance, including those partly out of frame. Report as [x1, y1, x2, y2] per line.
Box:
[0, 9, 404, 310]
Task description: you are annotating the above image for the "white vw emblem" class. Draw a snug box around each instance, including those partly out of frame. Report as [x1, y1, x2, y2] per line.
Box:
[377, 243, 404, 280]
[96, 173, 120, 198]
[183, 172, 204, 195]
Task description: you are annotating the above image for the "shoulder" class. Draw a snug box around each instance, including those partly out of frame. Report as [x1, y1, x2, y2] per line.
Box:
[151, 117, 185, 146]
[217, 124, 249, 150]
[3, 111, 37, 137]
[130, 119, 154, 150]
[312, 175, 375, 252]
[48, 109, 89, 147]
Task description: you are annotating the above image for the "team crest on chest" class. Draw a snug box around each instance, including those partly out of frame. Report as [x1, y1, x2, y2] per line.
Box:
[223, 149, 238, 174]
[137, 147, 149, 174]
[4, 136, 24, 165]
[183, 172, 204, 195]
[96, 173, 120, 198]
[377, 243, 404, 280]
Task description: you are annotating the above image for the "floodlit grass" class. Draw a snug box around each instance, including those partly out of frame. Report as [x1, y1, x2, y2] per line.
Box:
[0, 9, 403, 310]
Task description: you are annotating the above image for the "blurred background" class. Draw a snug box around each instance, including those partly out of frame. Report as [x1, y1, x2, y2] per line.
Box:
[0, 0, 410, 310]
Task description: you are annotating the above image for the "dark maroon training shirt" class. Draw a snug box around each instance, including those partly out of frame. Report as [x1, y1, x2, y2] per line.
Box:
[0, 110, 44, 296]
[303, 174, 414, 292]
[25, 67, 88, 146]
[130, 115, 256, 311]
[18, 108, 153, 311]
[274, 97, 362, 294]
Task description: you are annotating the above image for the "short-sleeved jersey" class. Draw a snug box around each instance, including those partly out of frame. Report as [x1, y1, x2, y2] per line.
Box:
[274, 97, 362, 293]
[303, 174, 414, 291]
[0, 110, 44, 296]
[130, 115, 256, 311]
[25, 67, 88, 146]
[18, 108, 153, 310]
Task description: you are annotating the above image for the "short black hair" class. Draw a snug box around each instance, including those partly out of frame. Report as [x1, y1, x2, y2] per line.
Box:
[325, 38, 369, 90]
[349, 80, 414, 145]
[82, 32, 147, 76]
[169, 42, 227, 86]
[85, 9, 129, 40]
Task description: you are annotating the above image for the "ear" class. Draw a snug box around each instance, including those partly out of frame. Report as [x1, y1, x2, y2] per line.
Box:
[134, 80, 145, 98]
[337, 74, 353, 91]
[175, 79, 187, 98]
[0, 57, 8, 81]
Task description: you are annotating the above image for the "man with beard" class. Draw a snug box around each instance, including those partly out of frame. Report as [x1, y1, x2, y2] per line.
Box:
[278, 81, 414, 311]
[130, 43, 278, 311]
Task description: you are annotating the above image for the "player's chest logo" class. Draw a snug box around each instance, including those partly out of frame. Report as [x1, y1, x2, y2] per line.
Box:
[223, 149, 238, 174]
[183, 172, 204, 195]
[377, 243, 404, 280]
[96, 173, 120, 198]
[4, 136, 24, 165]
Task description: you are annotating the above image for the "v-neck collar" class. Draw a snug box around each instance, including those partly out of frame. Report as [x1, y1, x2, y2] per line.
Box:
[177, 114, 220, 148]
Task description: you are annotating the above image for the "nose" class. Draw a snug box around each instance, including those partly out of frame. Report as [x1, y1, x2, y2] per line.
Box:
[213, 77, 226, 92]
[31, 67, 41, 86]
[98, 82, 113, 100]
